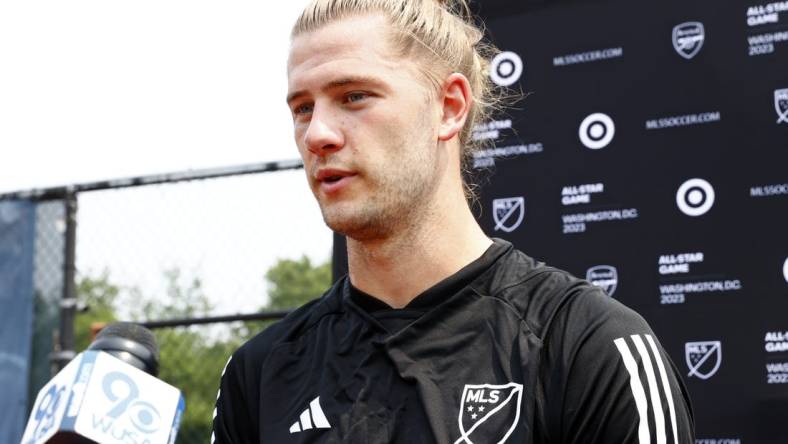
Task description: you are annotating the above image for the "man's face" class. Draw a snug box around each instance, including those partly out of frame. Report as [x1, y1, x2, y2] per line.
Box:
[287, 14, 444, 240]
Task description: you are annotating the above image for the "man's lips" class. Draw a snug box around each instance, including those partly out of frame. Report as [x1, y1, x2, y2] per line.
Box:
[315, 168, 357, 194]
[315, 168, 356, 182]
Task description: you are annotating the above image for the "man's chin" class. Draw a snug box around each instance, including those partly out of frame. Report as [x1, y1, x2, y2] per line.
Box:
[321, 209, 388, 241]
[322, 214, 364, 237]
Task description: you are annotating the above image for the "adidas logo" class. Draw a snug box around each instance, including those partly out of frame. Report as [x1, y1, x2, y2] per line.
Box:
[289, 396, 331, 434]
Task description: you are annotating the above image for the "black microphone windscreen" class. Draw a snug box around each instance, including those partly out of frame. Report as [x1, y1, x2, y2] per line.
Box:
[89, 322, 160, 376]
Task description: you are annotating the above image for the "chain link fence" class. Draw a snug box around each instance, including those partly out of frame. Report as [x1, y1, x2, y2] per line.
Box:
[29, 201, 66, 406]
[3, 160, 334, 443]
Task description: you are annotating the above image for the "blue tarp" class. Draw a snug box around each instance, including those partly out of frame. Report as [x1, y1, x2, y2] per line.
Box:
[0, 201, 36, 443]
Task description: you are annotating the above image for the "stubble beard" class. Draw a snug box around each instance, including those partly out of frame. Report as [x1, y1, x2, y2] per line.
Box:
[319, 138, 438, 242]
[319, 164, 435, 241]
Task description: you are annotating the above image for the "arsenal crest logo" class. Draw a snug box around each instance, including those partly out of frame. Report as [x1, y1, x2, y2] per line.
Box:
[586, 265, 618, 296]
[672, 22, 705, 59]
[685, 341, 722, 380]
[775, 88, 788, 124]
[456, 383, 523, 444]
[492, 197, 525, 233]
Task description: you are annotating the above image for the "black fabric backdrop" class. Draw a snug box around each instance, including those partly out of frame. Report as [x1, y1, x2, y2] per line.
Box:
[333, 0, 788, 441]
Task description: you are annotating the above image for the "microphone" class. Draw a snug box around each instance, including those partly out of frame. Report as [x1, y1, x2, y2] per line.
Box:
[88, 323, 160, 377]
[20, 322, 185, 444]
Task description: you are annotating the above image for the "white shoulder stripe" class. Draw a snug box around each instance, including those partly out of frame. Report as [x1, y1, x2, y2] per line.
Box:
[631, 335, 667, 444]
[614, 337, 651, 444]
[645, 334, 679, 444]
[211, 355, 234, 443]
[221, 355, 233, 377]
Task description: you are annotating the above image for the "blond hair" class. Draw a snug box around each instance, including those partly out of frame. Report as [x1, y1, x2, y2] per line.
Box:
[292, 0, 506, 201]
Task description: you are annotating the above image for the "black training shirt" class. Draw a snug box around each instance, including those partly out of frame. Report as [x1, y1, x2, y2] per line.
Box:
[213, 239, 694, 443]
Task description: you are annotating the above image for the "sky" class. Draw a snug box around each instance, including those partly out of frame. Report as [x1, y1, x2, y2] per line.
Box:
[0, 0, 312, 191]
[0, 0, 334, 314]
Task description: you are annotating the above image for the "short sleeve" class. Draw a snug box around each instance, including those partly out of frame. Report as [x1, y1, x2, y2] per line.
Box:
[543, 289, 695, 444]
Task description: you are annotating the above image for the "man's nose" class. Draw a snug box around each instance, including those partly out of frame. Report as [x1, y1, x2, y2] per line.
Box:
[303, 108, 344, 156]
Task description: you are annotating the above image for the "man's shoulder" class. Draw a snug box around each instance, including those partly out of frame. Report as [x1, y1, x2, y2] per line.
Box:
[231, 278, 347, 371]
[474, 242, 615, 340]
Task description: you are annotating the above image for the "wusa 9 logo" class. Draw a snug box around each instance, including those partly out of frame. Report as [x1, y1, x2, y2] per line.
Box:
[676, 178, 715, 216]
[27, 384, 66, 442]
[94, 372, 163, 436]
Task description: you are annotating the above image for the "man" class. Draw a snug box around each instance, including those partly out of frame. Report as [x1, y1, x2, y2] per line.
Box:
[213, 0, 695, 442]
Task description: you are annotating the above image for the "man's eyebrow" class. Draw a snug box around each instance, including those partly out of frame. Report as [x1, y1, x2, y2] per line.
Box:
[286, 76, 384, 105]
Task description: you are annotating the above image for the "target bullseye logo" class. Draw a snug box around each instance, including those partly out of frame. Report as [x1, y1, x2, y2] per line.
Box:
[490, 51, 523, 87]
[676, 178, 715, 216]
[578, 113, 615, 149]
[783, 257, 788, 284]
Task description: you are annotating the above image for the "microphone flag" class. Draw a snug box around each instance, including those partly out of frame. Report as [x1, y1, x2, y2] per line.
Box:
[21, 350, 184, 444]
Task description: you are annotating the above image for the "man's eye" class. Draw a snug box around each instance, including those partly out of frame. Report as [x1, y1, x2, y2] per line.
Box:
[294, 103, 313, 115]
[346, 92, 368, 103]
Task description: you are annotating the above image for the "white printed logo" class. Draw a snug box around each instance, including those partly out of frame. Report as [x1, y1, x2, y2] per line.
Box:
[455, 383, 523, 444]
[490, 51, 523, 87]
[775, 88, 788, 124]
[586, 265, 618, 296]
[685, 341, 722, 379]
[28, 384, 66, 441]
[492, 197, 525, 232]
[783, 257, 788, 284]
[676, 178, 715, 216]
[672, 22, 705, 59]
[578, 113, 615, 149]
[289, 397, 331, 434]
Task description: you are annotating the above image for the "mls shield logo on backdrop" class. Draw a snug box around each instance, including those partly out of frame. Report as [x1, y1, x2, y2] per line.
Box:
[492, 197, 525, 232]
[672, 22, 705, 59]
[685, 341, 722, 380]
[456, 383, 523, 444]
[775, 88, 788, 124]
[586, 265, 618, 296]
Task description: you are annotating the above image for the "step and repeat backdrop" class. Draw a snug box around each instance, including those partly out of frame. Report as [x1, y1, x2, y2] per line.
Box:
[472, 0, 787, 442]
[333, 0, 787, 442]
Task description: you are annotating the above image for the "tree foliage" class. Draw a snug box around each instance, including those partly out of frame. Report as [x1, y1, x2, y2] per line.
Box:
[74, 270, 119, 351]
[264, 255, 332, 309]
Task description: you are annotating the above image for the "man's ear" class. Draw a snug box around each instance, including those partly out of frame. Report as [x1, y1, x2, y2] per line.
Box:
[438, 73, 472, 142]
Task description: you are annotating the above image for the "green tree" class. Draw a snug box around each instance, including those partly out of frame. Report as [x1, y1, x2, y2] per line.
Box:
[74, 270, 119, 351]
[127, 268, 212, 321]
[238, 255, 332, 340]
[264, 255, 332, 309]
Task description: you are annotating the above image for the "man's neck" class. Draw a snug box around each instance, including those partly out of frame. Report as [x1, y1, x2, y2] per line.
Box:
[346, 203, 492, 309]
